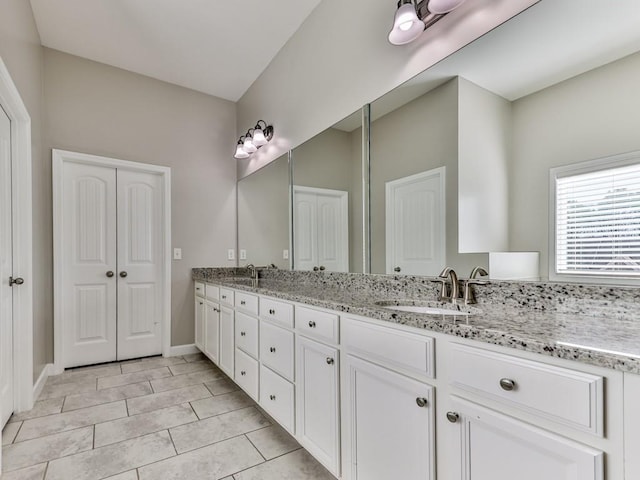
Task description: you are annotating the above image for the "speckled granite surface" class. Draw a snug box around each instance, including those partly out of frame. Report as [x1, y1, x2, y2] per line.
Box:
[192, 268, 640, 374]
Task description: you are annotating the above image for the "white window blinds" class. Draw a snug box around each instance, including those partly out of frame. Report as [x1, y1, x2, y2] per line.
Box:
[555, 161, 640, 276]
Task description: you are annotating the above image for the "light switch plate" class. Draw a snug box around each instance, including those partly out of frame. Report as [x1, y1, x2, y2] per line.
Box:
[173, 248, 182, 260]
[240, 249, 247, 260]
[283, 249, 289, 260]
[227, 249, 235, 260]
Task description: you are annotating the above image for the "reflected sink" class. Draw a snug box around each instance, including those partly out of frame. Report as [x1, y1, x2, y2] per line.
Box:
[375, 300, 477, 316]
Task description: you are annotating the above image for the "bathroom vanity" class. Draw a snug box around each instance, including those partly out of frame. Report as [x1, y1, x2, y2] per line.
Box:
[193, 269, 640, 480]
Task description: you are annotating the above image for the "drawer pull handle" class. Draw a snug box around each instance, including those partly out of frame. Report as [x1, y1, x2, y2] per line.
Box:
[499, 378, 516, 391]
[446, 412, 459, 423]
[240, 331, 246, 337]
[416, 397, 428, 408]
[326, 357, 334, 365]
[240, 370, 246, 376]
[240, 300, 246, 305]
[270, 347, 276, 353]
[308, 321, 316, 328]
[269, 309, 275, 315]
[270, 395, 276, 401]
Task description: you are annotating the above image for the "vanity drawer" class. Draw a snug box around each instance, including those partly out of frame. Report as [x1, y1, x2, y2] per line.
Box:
[260, 365, 295, 434]
[449, 343, 603, 435]
[205, 284, 219, 301]
[194, 282, 205, 298]
[260, 297, 294, 329]
[260, 321, 294, 381]
[235, 348, 259, 400]
[235, 312, 259, 359]
[235, 291, 259, 315]
[219, 288, 234, 306]
[342, 317, 434, 379]
[296, 306, 339, 344]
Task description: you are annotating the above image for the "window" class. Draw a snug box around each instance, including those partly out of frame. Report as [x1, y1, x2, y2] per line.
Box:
[551, 152, 640, 282]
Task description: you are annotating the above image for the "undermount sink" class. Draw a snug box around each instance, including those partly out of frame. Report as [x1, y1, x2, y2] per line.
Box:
[375, 300, 476, 316]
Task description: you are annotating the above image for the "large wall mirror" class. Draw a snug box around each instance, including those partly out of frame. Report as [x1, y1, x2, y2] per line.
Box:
[237, 153, 290, 269]
[237, 0, 640, 284]
[290, 111, 363, 273]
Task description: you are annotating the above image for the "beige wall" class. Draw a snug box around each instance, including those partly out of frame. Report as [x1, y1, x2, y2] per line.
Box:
[0, 0, 49, 381]
[510, 51, 640, 278]
[43, 49, 237, 347]
[238, 154, 290, 269]
[236, 0, 538, 179]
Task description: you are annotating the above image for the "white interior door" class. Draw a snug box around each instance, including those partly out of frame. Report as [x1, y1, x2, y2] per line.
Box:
[0, 106, 13, 426]
[116, 169, 163, 360]
[61, 162, 118, 368]
[294, 186, 348, 272]
[386, 167, 445, 276]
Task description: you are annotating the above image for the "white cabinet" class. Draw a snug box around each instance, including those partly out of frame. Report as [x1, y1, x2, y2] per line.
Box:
[260, 365, 295, 433]
[204, 300, 220, 364]
[342, 354, 434, 480]
[296, 335, 340, 476]
[219, 305, 234, 378]
[260, 320, 294, 381]
[235, 348, 259, 400]
[447, 396, 603, 480]
[235, 312, 259, 359]
[194, 295, 205, 352]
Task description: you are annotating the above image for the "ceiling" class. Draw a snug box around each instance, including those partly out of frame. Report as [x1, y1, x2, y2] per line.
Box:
[333, 0, 640, 131]
[29, 0, 322, 102]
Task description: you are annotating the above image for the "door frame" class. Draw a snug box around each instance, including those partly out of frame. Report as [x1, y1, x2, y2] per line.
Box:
[385, 166, 446, 275]
[52, 149, 172, 374]
[0, 57, 34, 415]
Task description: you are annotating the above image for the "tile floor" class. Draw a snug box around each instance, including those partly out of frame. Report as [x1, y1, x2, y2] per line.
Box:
[2, 353, 336, 480]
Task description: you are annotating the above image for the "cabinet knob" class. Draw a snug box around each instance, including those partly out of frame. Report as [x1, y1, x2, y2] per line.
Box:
[9, 276, 24, 286]
[270, 347, 276, 353]
[416, 397, 428, 408]
[240, 370, 246, 376]
[269, 394, 276, 401]
[240, 331, 246, 337]
[119, 271, 128, 278]
[308, 321, 316, 328]
[240, 300, 246, 305]
[446, 412, 460, 423]
[269, 309, 275, 315]
[106, 271, 114, 278]
[222, 295, 227, 299]
[499, 378, 516, 391]
[394, 266, 401, 272]
[326, 357, 334, 365]
[199, 301, 203, 305]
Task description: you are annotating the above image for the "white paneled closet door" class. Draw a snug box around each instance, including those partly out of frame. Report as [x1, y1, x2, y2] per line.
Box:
[61, 162, 118, 368]
[116, 170, 163, 360]
[60, 160, 164, 368]
[0, 106, 14, 426]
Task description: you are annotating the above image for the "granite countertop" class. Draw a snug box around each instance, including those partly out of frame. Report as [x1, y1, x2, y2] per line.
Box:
[194, 274, 640, 375]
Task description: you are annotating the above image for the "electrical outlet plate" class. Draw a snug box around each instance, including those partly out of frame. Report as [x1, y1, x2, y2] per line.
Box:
[239, 249, 247, 260]
[283, 249, 289, 260]
[173, 248, 182, 260]
[227, 249, 235, 260]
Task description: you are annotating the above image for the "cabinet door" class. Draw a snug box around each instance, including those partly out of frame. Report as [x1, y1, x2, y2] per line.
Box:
[296, 336, 340, 476]
[448, 396, 603, 480]
[194, 296, 205, 351]
[219, 306, 234, 378]
[342, 354, 434, 480]
[204, 300, 220, 364]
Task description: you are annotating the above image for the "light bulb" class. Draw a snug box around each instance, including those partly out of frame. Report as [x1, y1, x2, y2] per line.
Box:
[388, 2, 424, 45]
[252, 128, 268, 147]
[427, 0, 466, 14]
[243, 136, 257, 153]
[234, 144, 249, 159]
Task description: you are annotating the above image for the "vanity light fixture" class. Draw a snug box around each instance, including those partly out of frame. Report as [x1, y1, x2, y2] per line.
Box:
[233, 120, 274, 159]
[388, 0, 467, 45]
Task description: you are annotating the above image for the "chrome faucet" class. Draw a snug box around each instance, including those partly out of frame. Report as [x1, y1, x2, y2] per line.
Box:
[245, 264, 258, 281]
[463, 266, 488, 304]
[434, 267, 461, 304]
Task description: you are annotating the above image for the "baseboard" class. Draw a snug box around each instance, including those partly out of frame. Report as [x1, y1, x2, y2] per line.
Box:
[168, 344, 199, 357]
[33, 363, 54, 401]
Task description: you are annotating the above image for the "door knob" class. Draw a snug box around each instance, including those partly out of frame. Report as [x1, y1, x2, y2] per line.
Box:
[394, 266, 401, 272]
[119, 271, 128, 278]
[9, 276, 24, 286]
[106, 271, 114, 278]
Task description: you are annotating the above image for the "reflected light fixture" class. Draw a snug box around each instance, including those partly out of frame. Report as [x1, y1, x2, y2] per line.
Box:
[233, 120, 274, 159]
[388, 0, 467, 45]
